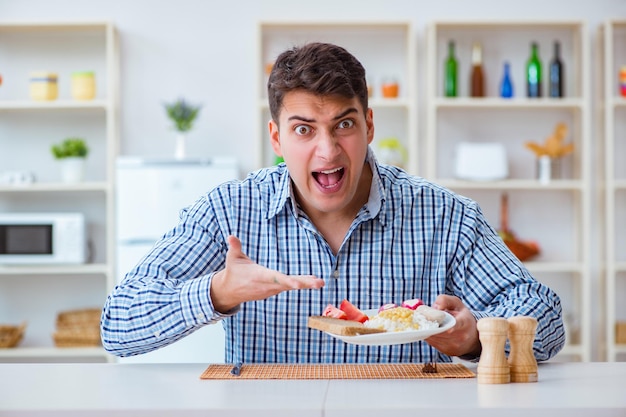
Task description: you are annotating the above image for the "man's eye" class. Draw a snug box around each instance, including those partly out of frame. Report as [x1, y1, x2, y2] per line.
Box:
[294, 125, 312, 135]
[337, 119, 355, 129]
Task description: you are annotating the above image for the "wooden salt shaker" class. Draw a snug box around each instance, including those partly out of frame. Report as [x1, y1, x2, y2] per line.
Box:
[507, 316, 538, 383]
[476, 317, 510, 384]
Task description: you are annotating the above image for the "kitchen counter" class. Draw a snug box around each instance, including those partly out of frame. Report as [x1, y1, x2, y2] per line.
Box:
[1, 362, 625, 416]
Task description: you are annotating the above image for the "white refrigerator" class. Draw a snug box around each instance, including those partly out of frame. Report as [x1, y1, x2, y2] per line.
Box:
[115, 156, 238, 363]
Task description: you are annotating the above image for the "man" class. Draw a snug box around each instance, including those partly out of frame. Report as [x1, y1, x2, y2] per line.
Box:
[102, 42, 564, 363]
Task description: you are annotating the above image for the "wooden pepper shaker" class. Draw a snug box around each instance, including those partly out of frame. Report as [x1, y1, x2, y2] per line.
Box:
[476, 317, 510, 384]
[507, 316, 538, 382]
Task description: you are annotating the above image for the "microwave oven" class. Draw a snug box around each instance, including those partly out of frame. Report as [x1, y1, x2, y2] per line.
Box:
[0, 212, 87, 265]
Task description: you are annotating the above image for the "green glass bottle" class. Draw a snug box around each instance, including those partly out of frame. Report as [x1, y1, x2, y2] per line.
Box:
[526, 42, 542, 98]
[444, 40, 458, 97]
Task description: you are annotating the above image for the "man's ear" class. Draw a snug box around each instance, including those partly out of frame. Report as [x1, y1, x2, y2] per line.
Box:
[366, 107, 375, 145]
[269, 119, 282, 157]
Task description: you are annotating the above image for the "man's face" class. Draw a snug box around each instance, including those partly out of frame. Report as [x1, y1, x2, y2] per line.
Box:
[269, 90, 374, 218]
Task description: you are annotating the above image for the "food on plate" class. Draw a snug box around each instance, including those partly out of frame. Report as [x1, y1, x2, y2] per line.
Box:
[312, 299, 447, 336]
[364, 306, 440, 332]
[416, 305, 447, 326]
[323, 304, 347, 319]
[378, 303, 398, 312]
[401, 298, 424, 310]
[338, 299, 369, 323]
[307, 316, 385, 336]
[322, 299, 369, 323]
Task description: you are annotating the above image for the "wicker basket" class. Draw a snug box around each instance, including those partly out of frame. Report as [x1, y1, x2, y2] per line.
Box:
[56, 308, 101, 328]
[53, 327, 101, 347]
[617, 322, 626, 344]
[0, 322, 27, 348]
[53, 308, 102, 348]
[504, 239, 540, 262]
[499, 193, 540, 262]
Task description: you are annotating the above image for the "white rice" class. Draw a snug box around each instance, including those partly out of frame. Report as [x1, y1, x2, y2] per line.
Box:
[364, 308, 440, 332]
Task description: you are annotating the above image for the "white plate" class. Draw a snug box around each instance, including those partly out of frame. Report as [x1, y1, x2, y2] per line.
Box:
[326, 309, 456, 346]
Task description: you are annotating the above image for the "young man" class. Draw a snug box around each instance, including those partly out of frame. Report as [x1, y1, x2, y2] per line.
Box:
[102, 42, 564, 363]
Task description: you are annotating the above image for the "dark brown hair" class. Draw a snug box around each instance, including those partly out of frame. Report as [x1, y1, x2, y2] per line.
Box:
[267, 42, 368, 124]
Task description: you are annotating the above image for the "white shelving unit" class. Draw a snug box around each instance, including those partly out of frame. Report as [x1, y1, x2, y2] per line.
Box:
[0, 22, 119, 362]
[601, 19, 626, 362]
[426, 21, 591, 361]
[256, 21, 418, 173]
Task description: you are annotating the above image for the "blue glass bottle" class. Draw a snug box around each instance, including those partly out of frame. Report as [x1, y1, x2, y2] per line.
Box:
[500, 61, 514, 98]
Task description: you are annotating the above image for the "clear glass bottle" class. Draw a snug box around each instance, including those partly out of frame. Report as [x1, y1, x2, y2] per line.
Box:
[526, 42, 542, 98]
[444, 40, 458, 97]
[500, 61, 514, 98]
[470, 42, 485, 97]
[549, 41, 564, 97]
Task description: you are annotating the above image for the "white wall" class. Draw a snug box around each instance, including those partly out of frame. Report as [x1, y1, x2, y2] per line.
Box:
[1, 0, 622, 174]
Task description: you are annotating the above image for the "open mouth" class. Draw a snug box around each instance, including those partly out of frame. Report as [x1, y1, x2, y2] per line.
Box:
[313, 167, 345, 189]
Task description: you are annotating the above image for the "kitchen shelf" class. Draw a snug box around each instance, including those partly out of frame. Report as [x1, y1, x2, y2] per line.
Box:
[256, 21, 418, 173]
[0, 21, 119, 363]
[0, 264, 110, 276]
[433, 97, 585, 109]
[601, 19, 626, 362]
[436, 179, 584, 190]
[257, 97, 412, 109]
[0, 347, 113, 362]
[0, 182, 110, 192]
[524, 262, 586, 274]
[0, 100, 110, 110]
[426, 20, 591, 361]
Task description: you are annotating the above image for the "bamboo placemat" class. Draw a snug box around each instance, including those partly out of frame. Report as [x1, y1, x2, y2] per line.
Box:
[200, 363, 475, 380]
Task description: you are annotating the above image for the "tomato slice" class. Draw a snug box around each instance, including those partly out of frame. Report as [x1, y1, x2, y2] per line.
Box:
[322, 304, 347, 319]
[339, 299, 369, 323]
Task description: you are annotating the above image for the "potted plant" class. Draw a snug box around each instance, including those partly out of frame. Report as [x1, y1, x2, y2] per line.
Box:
[164, 98, 201, 159]
[51, 137, 89, 183]
[525, 123, 574, 184]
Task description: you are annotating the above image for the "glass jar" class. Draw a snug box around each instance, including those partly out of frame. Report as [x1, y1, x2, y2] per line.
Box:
[71, 71, 96, 100]
[381, 78, 399, 98]
[29, 71, 58, 101]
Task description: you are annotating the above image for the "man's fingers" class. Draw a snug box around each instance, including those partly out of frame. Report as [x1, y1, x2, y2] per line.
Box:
[227, 235, 242, 252]
[273, 274, 325, 290]
[226, 235, 250, 262]
[432, 294, 461, 312]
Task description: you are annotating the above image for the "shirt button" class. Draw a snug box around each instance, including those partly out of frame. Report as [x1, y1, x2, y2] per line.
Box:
[196, 313, 206, 322]
[333, 270, 339, 278]
[154, 331, 161, 339]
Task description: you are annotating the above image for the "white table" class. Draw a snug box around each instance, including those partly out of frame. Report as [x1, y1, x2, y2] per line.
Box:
[1, 362, 625, 416]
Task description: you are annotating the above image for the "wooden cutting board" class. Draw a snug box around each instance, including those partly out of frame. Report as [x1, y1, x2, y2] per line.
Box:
[200, 363, 475, 380]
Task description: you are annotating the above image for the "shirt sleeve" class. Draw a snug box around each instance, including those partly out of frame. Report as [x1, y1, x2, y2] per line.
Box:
[100, 196, 236, 357]
[447, 199, 566, 362]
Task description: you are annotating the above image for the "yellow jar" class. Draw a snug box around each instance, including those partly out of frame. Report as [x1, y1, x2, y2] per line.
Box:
[71, 71, 96, 100]
[29, 72, 58, 101]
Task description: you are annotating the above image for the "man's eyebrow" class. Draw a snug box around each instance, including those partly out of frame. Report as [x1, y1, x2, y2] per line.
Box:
[286, 107, 359, 123]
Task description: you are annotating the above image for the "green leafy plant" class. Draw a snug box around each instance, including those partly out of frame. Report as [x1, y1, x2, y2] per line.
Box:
[51, 137, 89, 159]
[164, 98, 202, 132]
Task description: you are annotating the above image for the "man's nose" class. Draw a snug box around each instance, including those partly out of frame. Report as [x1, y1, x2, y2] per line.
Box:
[315, 130, 341, 160]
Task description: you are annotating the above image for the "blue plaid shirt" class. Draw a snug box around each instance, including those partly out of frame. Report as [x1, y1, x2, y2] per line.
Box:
[102, 149, 564, 363]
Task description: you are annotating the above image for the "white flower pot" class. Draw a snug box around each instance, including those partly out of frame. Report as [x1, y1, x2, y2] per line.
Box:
[174, 133, 188, 160]
[60, 157, 86, 183]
